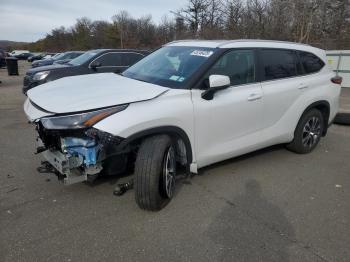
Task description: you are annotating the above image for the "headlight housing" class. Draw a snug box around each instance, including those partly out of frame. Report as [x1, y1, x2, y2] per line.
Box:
[40, 105, 128, 130]
[33, 71, 50, 81]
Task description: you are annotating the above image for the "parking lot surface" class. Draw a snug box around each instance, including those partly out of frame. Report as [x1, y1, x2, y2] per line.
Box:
[0, 62, 350, 262]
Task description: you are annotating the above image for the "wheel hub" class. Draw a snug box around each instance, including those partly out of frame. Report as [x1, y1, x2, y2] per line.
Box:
[302, 116, 321, 148]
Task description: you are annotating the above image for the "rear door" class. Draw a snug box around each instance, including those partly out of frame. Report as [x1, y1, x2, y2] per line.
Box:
[258, 49, 304, 130]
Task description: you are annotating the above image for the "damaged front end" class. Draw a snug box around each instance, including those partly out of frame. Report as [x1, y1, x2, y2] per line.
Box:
[33, 105, 128, 185]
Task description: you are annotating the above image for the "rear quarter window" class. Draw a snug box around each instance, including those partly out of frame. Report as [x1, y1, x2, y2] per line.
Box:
[298, 51, 325, 74]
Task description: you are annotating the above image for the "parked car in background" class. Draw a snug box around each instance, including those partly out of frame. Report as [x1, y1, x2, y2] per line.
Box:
[44, 53, 59, 59]
[53, 51, 84, 65]
[23, 49, 149, 93]
[28, 53, 56, 62]
[31, 51, 83, 68]
[10, 50, 30, 56]
[23, 40, 341, 211]
[14, 52, 34, 60]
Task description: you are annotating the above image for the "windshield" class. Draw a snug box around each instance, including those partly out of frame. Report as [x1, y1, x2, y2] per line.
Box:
[53, 53, 67, 60]
[51, 53, 61, 59]
[69, 51, 98, 66]
[122, 46, 216, 88]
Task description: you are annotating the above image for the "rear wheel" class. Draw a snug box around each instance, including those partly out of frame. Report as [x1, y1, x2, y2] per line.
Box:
[134, 135, 176, 211]
[287, 109, 324, 154]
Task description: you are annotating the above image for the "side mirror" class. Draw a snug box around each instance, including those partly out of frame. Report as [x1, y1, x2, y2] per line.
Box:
[90, 61, 102, 70]
[201, 75, 230, 100]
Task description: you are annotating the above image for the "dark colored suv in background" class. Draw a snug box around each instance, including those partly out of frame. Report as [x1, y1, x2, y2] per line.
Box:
[23, 49, 150, 94]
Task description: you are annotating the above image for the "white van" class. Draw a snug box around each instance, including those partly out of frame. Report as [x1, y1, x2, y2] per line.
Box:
[10, 50, 30, 56]
[24, 40, 341, 211]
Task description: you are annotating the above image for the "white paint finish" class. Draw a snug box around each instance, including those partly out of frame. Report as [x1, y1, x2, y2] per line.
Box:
[166, 40, 227, 48]
[94, 89, 197, 162]
[260, 76, 305, 130]
[191, 83, 263, 168]
[27, 73, 169, 113]
[23, 98, 53, 121]
[24, 40, 341, 173]
[209, 75, 230, 88]
[258, 69, 340, 146]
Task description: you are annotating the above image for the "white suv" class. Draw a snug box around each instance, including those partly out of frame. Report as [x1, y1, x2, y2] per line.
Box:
[24, 40, 341, 211]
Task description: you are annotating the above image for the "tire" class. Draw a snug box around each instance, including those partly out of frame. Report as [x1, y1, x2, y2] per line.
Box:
[135, 135, 176, 211]
[286, 109, 324, 154]
[334, 113, 350, 125]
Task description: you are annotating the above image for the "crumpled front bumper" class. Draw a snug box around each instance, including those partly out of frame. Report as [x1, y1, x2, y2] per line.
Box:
[35, 119, 125, 185]
[37, 135, 103, 185]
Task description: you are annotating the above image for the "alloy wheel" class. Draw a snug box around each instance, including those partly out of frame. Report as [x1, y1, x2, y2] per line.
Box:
[302, 116, 322, 148]
[162, 146, 176, 198]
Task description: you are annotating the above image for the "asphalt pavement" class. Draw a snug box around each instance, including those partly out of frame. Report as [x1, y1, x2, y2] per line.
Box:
[0, 61, 350, 262]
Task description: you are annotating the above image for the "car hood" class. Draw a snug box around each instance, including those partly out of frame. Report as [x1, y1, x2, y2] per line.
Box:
[27, 73, 169, 114]
[54, 59, 71, 64]
[32, 58, 53, 65]
[27, 63, 70, 75]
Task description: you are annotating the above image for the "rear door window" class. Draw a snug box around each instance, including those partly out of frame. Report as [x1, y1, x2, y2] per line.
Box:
[298, 51, 325, 74]
[260, 49, 298, 81]
[95, 53, 122, 67]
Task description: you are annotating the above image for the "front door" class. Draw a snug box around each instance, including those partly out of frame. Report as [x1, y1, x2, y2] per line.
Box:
[191, 49, 263, 167]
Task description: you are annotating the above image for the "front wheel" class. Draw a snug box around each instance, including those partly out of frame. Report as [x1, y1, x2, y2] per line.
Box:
[286, 109, 324, 154]
[134, 135, 177, 211]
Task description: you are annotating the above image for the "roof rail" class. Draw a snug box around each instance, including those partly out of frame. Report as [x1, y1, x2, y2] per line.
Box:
[165, 39, 312, 48]
[217, 39, 311, 48]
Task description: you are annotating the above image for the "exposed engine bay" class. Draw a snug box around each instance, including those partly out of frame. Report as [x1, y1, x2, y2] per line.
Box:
[35, 121, 127, 185]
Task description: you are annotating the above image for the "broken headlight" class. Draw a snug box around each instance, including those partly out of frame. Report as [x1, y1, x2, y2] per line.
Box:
[40, 104, 128, 130]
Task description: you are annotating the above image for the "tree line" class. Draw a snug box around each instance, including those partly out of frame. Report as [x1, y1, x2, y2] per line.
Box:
[16, 0, 350, 52]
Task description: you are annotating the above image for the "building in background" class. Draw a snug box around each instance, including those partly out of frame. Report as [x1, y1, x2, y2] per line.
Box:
[326, 51, 350, 88]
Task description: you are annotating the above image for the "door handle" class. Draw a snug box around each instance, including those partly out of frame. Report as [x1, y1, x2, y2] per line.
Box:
[298, 84, 309, 90]
[247, 93, 262, 101]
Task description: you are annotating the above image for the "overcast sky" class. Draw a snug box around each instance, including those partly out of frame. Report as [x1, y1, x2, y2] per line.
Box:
[0, 0, 188, 42]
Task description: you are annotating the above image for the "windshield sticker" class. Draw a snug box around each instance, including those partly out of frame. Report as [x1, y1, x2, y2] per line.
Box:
[169, 75, 180, 81]
[190, 50, 213, 57]
[178, 77, 185, 82]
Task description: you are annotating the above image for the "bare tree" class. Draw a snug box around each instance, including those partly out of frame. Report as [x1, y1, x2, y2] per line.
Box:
[21, 0, 350, 51]
[112, 10, 130, 48]
[224, 0, 244, 38]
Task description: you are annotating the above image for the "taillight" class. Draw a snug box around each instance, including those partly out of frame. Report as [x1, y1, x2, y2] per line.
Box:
[331, 76, 343, 85]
